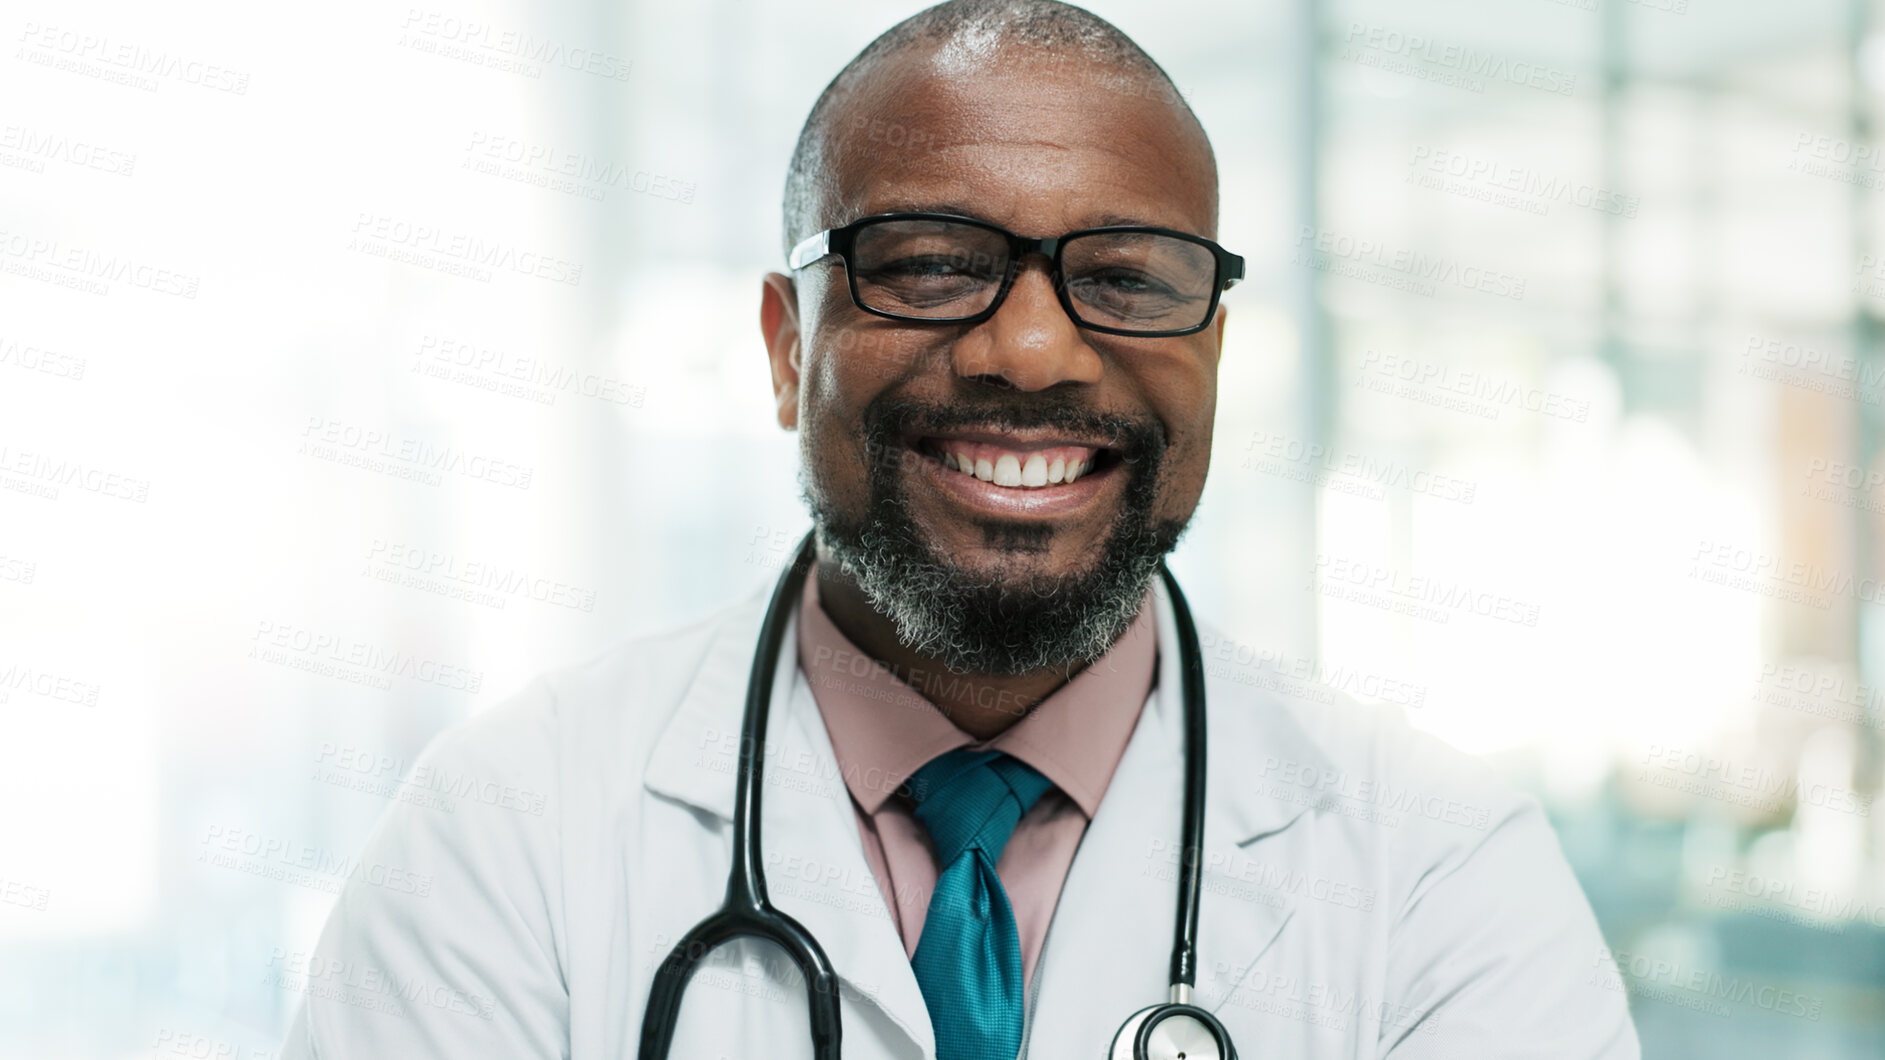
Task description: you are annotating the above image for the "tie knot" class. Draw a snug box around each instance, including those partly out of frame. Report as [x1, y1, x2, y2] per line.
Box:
[907, 748, 1055, 869]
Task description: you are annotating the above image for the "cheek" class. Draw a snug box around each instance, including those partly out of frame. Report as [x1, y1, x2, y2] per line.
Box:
[796, 359, 876, 497]
[1140, 356, 1217, 504]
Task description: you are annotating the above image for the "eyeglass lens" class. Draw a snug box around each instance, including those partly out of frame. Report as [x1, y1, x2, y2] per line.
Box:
[848, 218, 1217, 332]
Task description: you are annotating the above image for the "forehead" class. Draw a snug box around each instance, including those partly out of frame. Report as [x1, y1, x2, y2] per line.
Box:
[821, 43, 1217, 238]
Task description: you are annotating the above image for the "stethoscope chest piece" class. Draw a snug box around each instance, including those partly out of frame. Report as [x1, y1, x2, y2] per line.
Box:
[1110, 1002, 1237, 1060]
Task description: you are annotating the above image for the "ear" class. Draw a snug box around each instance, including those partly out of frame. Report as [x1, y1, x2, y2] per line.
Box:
[759, 272, 803, 430]
[1211, 303, 1229, 365]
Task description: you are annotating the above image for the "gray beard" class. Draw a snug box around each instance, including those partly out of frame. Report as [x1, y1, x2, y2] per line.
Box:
[800, 397, 1189, 678]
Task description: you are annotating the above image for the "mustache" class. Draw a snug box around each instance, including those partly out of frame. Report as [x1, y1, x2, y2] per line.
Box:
[861, 395, 1167, 465]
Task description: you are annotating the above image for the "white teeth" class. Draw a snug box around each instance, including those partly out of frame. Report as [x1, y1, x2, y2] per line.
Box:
[930, 442, 1101, 489]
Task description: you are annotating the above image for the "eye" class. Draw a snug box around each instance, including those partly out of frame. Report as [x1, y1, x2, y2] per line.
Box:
[870, 255, 977, 278]
[1073, 267, 1182, 301]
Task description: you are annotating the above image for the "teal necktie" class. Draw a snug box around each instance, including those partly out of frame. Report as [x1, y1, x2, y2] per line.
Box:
[906, 748, 1055, 1060]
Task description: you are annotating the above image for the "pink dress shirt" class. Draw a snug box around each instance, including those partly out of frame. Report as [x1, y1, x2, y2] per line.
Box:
[794, 558, 1158, 989]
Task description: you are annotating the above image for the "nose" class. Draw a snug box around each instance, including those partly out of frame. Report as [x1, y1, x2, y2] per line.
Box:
[950, 255, 1104, 390]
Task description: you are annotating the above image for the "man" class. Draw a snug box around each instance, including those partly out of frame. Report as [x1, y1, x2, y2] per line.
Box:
[281, 2, 1640, 1057]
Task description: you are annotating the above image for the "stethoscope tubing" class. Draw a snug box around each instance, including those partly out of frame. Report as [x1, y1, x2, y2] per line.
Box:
[1156, 559, 1208, 995]
[638, 528, 1225, 1060]
[641, 531, 843, 1060]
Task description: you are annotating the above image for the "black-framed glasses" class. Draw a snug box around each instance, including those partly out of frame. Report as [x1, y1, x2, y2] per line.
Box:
[787, 212, 1244, 338]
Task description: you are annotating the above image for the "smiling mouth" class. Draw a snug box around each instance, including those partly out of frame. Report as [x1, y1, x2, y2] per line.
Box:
[907, 433, 1125, 490]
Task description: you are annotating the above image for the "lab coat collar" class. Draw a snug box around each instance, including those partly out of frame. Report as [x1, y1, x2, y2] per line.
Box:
[642, 577, 770, 818]
[643, 562, 1339, 1049]
[644, 575, 939, 1054]
[646, 569, 1335, 843]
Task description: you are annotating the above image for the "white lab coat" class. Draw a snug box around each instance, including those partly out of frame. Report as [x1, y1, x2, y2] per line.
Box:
[280, 573, 1640, 1059]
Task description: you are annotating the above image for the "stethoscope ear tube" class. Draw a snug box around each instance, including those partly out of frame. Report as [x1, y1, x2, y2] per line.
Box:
[1155, 562, 1209, 994]
[637, 530, 844, 1060]
[1103, 566, 1234, 1060]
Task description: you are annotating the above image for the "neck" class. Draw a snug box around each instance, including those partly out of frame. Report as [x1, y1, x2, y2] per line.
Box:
[813, 551, 1088, 741]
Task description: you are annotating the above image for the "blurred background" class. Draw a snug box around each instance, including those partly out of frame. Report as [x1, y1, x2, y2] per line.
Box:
[2, 0, 1882, 1055]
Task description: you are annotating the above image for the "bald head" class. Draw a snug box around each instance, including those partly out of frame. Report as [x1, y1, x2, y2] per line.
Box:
[780, 0, 1217, 259]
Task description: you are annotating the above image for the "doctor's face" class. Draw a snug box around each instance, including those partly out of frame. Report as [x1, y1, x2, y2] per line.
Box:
[764, 45, 1226, 676]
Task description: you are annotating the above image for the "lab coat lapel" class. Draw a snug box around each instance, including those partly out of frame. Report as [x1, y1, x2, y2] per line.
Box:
[642, 583, 765, 817]
[766, 667, 938, 1056]
[1020, 599, 1186, 1058]
[643, 581, 937, 1058]
[1023, 576, 1332, 1054]
[1185, 578, 1338, 1018]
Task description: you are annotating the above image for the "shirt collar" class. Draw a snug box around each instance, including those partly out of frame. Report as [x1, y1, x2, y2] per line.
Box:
[795, 557, 1158, 818]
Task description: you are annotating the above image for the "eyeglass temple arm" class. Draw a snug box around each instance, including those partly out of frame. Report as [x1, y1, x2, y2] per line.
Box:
[787, 230, 831, 270]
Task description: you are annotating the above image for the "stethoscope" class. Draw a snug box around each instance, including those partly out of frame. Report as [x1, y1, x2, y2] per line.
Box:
[639, 528, 1237, 1060]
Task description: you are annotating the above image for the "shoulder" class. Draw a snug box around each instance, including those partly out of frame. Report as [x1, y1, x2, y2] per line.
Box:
[1194, 615, 1548, 881]
[421, 579, 770, 788]
[1194, 621, 1636, 1054]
